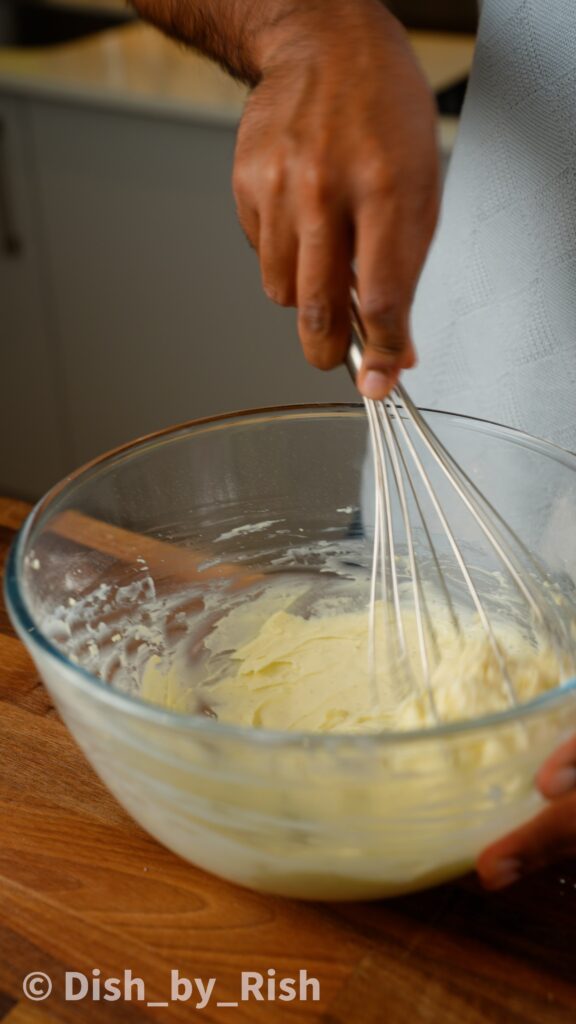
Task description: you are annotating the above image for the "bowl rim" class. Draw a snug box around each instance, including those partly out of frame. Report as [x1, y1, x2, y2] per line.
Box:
[5, 402, 576, 749]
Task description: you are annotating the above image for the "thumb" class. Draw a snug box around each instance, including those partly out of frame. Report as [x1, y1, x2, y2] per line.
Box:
[355, 304, 416, 400]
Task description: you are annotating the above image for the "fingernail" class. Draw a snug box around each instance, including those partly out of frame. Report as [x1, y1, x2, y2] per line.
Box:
[547, 766, 576, 798]
[362, 370, 390, 400]
[483, 858, 523, 891]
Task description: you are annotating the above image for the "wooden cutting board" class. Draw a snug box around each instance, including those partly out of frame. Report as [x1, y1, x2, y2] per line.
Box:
[1, 494, 576, 1024]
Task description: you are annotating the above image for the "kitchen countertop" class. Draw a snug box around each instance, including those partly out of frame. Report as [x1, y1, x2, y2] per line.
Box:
[2, 493, 576, 1024]
[0, 23, 247, 123]
[0, 22, 475, 129]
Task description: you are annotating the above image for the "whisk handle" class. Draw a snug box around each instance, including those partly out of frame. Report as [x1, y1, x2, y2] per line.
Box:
[346, 291, 366, 383]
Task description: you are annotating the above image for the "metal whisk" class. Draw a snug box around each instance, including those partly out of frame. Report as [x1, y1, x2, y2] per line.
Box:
[346, 297, 576, 724]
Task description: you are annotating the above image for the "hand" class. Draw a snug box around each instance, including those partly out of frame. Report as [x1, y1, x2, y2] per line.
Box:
[234, 0, 440, 398]
[477, 734, 576, 890]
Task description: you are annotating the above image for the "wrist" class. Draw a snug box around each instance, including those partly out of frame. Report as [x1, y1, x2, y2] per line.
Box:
[253, 0, 396, 77]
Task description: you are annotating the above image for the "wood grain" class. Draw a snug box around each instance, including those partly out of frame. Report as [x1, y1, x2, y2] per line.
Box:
[1, 495, 576, 1023]
[49, 510, 265, 588]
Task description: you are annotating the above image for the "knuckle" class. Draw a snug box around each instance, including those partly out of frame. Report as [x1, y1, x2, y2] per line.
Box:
[302, 342, 342, 372]
[299, 301, 332, 337]
[299, 303, 349, 369]
[358, 155, 397, 199]
[358, 148, 436, 206]
[301, 217, 329, 248]
[361, 299, 407, 358]
[234, 153, 288, 199]
[232, 161, 254, 202]
[361, 298, 401, 331]
[299, 158, 333, 205]
[264, 279, 294, 307]
[262, 155, 287, 196]
[368, 331, 406, 356]
[232, 148, 252, 185]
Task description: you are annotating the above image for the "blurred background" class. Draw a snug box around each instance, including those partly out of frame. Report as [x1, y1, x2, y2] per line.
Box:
[0, 0, 478, 499]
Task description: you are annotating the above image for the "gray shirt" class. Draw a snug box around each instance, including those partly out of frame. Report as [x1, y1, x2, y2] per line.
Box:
[409, 0, 576, 452]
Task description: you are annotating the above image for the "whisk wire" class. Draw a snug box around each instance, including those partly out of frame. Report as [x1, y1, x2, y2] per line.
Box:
[365, 402, 386, 708]
[389, 386, 519, 710]
[366, 400, 406, 660]
[347, 295, 574, 724]
[377, 399, 438, 720]
[386, 411, 460, 646]
[397, 384, 548, 627]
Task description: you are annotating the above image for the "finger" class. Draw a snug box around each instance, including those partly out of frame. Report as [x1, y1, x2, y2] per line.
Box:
[234, 195, 260, 252]
[354, 199, 417, 400]
[477, 793, 576, 891]
[537, 734, 576, 799]
[258, 201, 298, 307]
[232, 152, 261, 251]
[296, 212, 353, 370]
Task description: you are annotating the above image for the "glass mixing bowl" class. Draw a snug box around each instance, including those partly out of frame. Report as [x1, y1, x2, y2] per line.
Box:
[5, 406, 576, 900]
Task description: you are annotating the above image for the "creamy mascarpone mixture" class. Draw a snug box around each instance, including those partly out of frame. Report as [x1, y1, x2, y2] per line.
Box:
[141, 593, 562, 731]
[124, 583, 575, 899]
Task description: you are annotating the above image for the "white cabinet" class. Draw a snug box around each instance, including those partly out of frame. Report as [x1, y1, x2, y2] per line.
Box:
[0, 94, 355, 497]
[0, 95, 67, 498]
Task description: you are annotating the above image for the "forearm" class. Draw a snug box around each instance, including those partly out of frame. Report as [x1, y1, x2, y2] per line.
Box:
[128, 0, 386, 85]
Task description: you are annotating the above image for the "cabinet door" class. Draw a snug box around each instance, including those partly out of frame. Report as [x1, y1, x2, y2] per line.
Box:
[0, 95, 67, 498]
[29, 100, 355, 467]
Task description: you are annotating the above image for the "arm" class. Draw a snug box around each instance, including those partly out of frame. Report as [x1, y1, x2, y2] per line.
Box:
[130, 0, 293, 85]
[130, 0, 440, 398]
